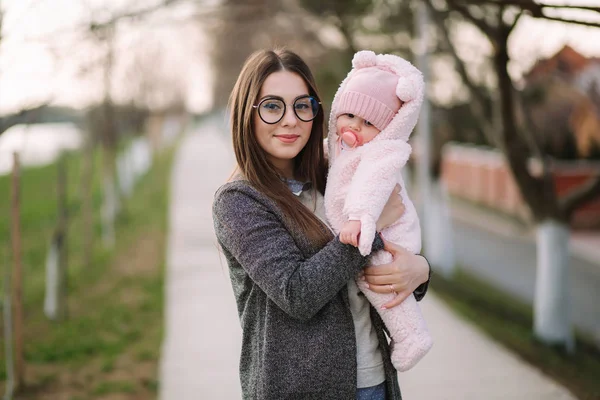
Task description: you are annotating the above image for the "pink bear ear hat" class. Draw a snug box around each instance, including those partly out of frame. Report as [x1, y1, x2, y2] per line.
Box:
[328, 50, 424, 161]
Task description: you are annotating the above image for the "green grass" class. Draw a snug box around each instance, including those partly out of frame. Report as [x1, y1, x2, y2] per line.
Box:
[92, 380, 136, 395]
[432, 268, 600, 400]
[0, 134, 179, 398]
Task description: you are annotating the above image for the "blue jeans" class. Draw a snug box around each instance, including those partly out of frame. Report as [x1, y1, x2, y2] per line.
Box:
[356, 382, 386, 400]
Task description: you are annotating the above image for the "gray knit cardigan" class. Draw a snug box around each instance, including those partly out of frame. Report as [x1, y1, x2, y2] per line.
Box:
[212, 179, 428, 400]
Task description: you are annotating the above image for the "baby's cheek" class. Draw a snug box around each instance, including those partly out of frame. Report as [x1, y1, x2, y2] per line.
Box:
[362, 129, 381, 143]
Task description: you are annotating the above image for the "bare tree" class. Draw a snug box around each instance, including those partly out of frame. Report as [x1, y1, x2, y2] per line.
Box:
[426, 0, 600, 350]
[208, 0, 330, 108]
[77, 0, 188, 249]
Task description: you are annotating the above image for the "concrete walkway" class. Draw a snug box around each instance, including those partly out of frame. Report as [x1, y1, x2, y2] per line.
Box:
[450, 197, 600, 268]
[158, 118, 577, 399]
[158, 115, 241, 399]
[399, 294, 576, 400]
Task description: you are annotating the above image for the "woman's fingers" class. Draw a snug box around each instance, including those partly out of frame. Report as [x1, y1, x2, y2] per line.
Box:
[381, 237, 410, 256]
[363, 264, 395, 276]
[383, 291, 411, 309]
[364, 274, 405, 293]
[365, 283, 411, 308]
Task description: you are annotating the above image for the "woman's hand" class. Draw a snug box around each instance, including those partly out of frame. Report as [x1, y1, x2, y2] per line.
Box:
[360, 238, 429, 309]
[376, 184, 405, 232]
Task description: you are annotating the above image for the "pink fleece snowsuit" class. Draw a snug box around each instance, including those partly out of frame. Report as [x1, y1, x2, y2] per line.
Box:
[324, 51, 432, 372]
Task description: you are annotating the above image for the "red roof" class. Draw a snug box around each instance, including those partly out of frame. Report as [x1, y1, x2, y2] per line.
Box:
[525, 45, 591, 82]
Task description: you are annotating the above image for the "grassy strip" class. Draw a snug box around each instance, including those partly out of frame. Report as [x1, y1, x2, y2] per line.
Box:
[0, 138, 178, 398]
[431, 269, 600, 400]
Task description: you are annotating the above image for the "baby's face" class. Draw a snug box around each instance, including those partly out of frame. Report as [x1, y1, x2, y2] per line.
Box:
[336, 113, 381, 147]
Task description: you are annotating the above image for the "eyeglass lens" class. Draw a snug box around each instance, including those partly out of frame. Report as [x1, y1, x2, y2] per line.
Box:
[258, 96, 319, 124]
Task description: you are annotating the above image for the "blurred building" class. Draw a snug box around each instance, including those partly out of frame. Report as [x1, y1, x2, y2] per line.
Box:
[439, 46, 600, 230]
[440, 143, 600, 230]
[523, 45, 600, 158]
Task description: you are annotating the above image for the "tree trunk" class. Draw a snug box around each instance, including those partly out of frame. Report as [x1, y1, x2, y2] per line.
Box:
[45, 155, 68, 320]
[414, 2, 455, 275]
[493, 28, 550, 222]
[534, 220, 574, 352]
[4, 244, 15, 399]
[101, 148, 118, 250]
[492, 23, 576, 350]
[423, 178, 455, 277]
[10, 152, 25, 391]
[44, 236, 59, 319]
[117, 146, 134, 199]
[82, 130, 94, 268]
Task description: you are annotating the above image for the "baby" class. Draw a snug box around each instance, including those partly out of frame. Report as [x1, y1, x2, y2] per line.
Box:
[324, 50, 432, 372]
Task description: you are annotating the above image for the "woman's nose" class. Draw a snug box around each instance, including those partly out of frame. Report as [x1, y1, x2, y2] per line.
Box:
[281, 106, 298, 127]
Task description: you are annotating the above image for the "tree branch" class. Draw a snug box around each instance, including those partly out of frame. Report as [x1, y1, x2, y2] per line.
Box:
[19, 0, 189, 43]
[540, 4, 600, 13]
[455, 1, 600, 27]
[335, 16, 358, 54]
[533, 15, 600, 29]
[560, 175, 600, 218]
[0, 103, 50, 136]
[88, 0, 184, 30]
[509, 9, 525, 32]
[462, 0, 600, 14]
[446, 0, 499, 39]
[425, 0, 499, 146]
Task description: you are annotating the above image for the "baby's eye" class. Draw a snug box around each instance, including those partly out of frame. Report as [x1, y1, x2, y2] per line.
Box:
[347, 113, 355, 118]
[365, 120, 373, 126]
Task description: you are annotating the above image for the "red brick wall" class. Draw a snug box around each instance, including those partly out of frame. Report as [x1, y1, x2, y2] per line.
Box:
[440, 144, 600, 229]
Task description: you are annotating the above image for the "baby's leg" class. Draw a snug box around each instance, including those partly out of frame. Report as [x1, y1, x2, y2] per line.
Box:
[358, 250, 433, 372]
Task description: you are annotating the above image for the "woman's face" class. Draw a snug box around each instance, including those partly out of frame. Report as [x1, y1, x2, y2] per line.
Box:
[253, 70, 313, 178]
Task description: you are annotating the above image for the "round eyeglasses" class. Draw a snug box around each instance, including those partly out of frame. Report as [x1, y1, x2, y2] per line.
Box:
[253, 95, 321, 124]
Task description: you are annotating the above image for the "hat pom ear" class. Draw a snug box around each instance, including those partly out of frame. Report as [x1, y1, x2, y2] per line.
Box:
[352, 50, 377, 69]
[396, 73, 424, 103]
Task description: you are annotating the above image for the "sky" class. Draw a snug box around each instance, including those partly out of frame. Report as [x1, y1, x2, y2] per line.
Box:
[0, 0, 214, 114]
[1, 0, 600, 114]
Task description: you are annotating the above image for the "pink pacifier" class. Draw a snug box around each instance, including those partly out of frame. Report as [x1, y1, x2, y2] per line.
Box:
[340, 130, 363, 149]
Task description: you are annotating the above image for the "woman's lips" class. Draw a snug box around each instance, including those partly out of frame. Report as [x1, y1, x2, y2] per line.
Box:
[275, 134, 300, 143]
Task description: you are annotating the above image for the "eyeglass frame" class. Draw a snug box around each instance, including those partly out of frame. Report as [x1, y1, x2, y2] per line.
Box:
[252, 95, 322, 125]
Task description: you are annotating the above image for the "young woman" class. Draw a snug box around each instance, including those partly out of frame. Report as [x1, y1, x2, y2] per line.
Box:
[212, 48, 431, 400]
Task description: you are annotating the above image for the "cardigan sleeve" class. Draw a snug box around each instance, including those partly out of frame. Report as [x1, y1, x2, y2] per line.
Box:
[213, 186, 384, 321]
[413, 255, 431, 301]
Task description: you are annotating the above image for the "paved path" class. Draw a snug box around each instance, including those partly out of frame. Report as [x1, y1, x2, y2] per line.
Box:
[450, 199, 600, 344]
[159, 118, 577, 399]
[400, 294, 576, 400]
[158, 115, 241, 399]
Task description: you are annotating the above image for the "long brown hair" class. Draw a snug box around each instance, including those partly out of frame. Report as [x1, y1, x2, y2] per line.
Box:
[228, 48, 333, 247]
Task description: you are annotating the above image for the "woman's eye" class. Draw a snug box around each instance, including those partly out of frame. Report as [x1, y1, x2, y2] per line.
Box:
[262, 102, 281, 111]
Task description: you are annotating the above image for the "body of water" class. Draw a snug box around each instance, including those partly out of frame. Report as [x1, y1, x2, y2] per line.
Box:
[0, 123, 84, 176]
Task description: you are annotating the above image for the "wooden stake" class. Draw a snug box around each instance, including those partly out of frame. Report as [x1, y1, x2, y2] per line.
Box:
[57, 154, 68, 320]
[82, 131, 94, 268]
[11, 152, 25, 390]
[3, 245, 15, 400]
